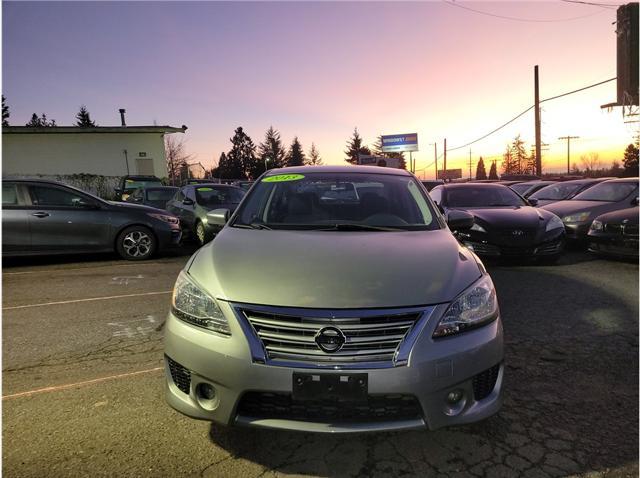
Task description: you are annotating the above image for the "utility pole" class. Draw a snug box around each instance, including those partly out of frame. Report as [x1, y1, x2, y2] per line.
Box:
[534, 65, 542, 176]
[443, 138, 447, 178]
[558, 136, 579, 174]
[409, 151, 414, 173]
[434, 143, 438, 180]
[468, 148, 472, 180]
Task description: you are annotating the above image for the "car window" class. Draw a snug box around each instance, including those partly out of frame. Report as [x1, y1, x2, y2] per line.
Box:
[446, 186, 525, 207]
[29, 185, 94, 207]
[233, 172, 438, 230]
[572, 181, 638, 202]
[2, 183, 19, 206]
[124, 179, 162, 191]
[195, 187, 244, 206]
[510, 183, 533, 195]
[530, 182, 581, 200]
[148, 188, 178, 201]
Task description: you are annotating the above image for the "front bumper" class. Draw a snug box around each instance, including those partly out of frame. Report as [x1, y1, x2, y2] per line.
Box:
[462, 235, 564, 258]
[164, 301, 504, 433]
[156, 224, 182, 250]
[563, 222, 590, 241]
[588, 231, 639, 257]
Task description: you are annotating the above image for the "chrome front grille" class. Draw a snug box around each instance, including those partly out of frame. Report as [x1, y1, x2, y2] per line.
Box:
[234, 305, 431, 368]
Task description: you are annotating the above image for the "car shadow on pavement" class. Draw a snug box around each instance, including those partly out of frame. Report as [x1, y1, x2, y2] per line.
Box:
[207, 263, 638, 477]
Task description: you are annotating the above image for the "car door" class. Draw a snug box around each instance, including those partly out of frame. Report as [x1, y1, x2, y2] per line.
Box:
[166, 187, 194, 228]
[25, 183, 112, 253]
[2, 182, 32, 254]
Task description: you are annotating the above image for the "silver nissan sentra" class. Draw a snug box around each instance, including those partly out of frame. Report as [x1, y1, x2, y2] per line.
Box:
[164, 166, 503, 433]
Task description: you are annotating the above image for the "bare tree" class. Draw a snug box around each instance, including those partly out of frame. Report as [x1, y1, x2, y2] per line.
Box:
[165, 135, 194, 185]
[580, 152, 602, 174]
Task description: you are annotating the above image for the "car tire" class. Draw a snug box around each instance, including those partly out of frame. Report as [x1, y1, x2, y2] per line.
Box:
[195, 220, 208, 246]
[116, 226, 157, 261]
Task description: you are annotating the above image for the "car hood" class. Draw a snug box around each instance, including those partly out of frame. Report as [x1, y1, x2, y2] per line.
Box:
[187, 228, 483, 309]
[593, 206, 639, 224]
[541, 200, 616, 220]
[453, 206, 547, 229]
[108, 201, 170, 215]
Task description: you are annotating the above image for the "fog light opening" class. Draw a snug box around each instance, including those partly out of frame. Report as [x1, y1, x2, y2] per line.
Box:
[196, 383, 216, 400]
[447, 389, 464, 405]
[444, 389, 467, 416]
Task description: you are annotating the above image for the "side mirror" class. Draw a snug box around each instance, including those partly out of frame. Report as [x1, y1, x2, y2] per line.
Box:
[527, 198, 539, 207]
[182, 197, 195, 206]
[447, 210, 475, 231]
[207, 208, 229, 226]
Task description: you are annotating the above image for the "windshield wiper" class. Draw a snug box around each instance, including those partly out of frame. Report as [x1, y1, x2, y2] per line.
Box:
[315, 223, 404, 232]
[233, 223, 272, 230]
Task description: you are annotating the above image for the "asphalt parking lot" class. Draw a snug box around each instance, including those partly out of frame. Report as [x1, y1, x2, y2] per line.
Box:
[2, 249, 638, 477]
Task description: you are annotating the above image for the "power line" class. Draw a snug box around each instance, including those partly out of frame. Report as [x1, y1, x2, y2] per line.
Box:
[442, 0, 609, 23]
[560, 0, 620, 9]
[540, 77, 616, 103]
[446, 77, 616, 152]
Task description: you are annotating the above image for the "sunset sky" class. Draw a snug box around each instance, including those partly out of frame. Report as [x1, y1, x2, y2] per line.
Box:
[2, 1, 636, 178]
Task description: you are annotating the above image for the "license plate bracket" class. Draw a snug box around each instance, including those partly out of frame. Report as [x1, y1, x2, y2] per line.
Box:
[292, 372, 368, 402]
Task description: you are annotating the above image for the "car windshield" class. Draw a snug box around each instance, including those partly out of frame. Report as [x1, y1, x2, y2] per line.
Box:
[530, 182, 581, 200]
[147, 188, 177, 201]
[446, 186, 526, 207]
[124, 179, 162, 191]
[572, 181, 638, 202]
[195, 186, 244, 206]
[509, 183, 534, 195]
[232, 172, 438, 230]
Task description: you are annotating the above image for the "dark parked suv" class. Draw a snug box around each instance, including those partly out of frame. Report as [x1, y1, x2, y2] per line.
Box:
[3, 179, 181, 260]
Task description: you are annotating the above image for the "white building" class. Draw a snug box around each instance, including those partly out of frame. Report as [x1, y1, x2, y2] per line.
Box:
[2, 124, 186, 178]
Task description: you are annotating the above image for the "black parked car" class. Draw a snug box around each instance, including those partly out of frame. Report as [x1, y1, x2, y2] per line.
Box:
[430, 183, 565, 262]
[542, 178, 639, 242]
[115, 175, 163, 201]
[166, 183, 245, 245]
[509, 181, 556, 198]
[3, 179, 181, 260]
[126, 186, 178, 210]
[529, 178, 612, 207]
[587, 207, 639, 258]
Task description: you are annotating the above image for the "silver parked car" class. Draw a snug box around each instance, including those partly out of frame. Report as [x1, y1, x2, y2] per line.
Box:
[164, 166, 503, 433]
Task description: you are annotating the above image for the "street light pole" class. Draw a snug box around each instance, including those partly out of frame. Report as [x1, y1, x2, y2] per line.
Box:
[429, 142, 438, 180]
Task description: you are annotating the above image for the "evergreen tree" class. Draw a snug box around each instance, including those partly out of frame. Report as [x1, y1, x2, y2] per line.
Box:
[475, 157, 487, 180]
[344, 128, 371, 164]
[488, 161, 498, 180]
[2, 95, 9, 126]
[25, 113, 56, 127]
[510, 135, 527, 174]
[286, 137, 306, 167]
[609, 160, 623, 177]
[307, 143, 323, 165]
[501, 146, 514, 175]
[225, 127, 255, 179]
[216, 152, 229, 179]
[253, 126, 287, 178]
[622, 143, 639, 177]
[75, 105, 96, 127]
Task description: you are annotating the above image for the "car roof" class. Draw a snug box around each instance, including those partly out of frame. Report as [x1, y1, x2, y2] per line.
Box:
[599, 177, 639, 183]
[263, 165, 412, 177]
[438, 182, 512, 189]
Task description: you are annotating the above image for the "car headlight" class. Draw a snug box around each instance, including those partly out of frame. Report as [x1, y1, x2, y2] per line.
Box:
[171, 271, 231, 335]
[562, 212, 590, 223]
[590, 220, 603, 231]
[545, 214, 564, 232]
[433, 274, 498, 338]
[470, 223, 486, 233]
[148, 213, 179, 225]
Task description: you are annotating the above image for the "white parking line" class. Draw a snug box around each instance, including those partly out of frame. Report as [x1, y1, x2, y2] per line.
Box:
[2, 367, 164, 400]
[2, 262, 171, 276]
[3, 291, 172, 310]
